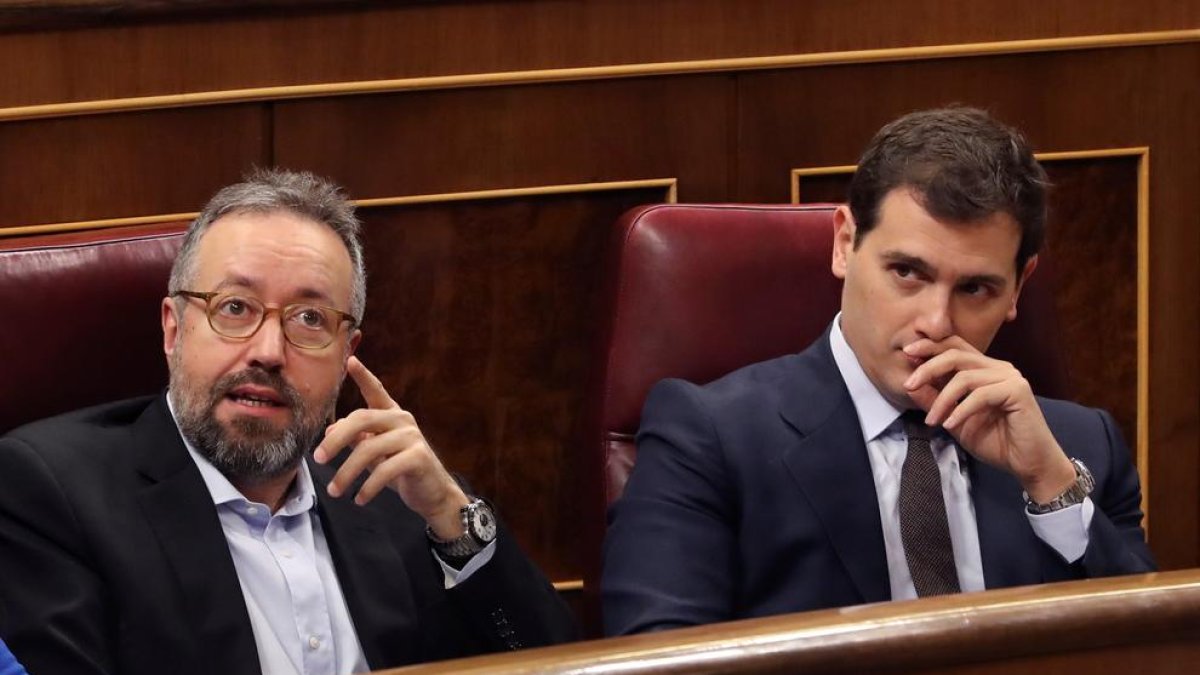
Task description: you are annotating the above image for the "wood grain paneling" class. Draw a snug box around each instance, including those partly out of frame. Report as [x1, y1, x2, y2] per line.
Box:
[272, 76, 731, 204]
[337, 185, 671, 582]
[0, 105, 268, 227]
[1041, 157, 1140, 452]
[0, 1, 1196, 108]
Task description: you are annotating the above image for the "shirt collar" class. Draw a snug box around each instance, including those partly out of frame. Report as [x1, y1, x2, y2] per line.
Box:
[166, 391, 318, 516]
[829, 314, 905, 444]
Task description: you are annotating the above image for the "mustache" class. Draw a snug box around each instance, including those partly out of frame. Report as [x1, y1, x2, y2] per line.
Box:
[209, 368, 302, 412]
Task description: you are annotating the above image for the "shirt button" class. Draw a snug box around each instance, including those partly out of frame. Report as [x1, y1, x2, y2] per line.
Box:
[308, 635, 321, 650]
[245, 506, 259, 516]
[281, 550, 294, 559]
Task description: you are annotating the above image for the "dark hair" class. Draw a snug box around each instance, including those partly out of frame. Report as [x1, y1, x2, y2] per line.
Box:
[169, 167, 366, 322]
[847, 106, 1048, 272]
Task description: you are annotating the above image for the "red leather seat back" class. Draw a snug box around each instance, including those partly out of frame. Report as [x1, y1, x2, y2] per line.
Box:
[0, 223, 186, 434]
[593, 204, 846, 504]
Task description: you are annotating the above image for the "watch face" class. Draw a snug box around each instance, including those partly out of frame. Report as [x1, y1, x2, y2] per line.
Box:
[470, 504, 498, 543]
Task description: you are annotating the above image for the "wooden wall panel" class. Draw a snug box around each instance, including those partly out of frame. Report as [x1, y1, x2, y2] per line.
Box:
[1041, 157, 1140, 446]
[0, 1, 1196, 108]
[0, 105, 268, 227]
[271, 76, 730, 203]
[338, 185, 671, 583]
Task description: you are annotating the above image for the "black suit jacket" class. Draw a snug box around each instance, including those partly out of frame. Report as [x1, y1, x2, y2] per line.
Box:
[602, 331, 1155, 635]
[0, 394, 575, 674]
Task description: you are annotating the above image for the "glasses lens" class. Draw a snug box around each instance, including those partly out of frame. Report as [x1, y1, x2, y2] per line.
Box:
[208, 294, 264, 338]
[282, 305, 337, 349]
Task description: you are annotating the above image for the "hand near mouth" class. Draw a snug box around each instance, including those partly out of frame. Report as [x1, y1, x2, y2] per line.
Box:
[313, 356, 470, 540]
[902, 336, 1076, 503]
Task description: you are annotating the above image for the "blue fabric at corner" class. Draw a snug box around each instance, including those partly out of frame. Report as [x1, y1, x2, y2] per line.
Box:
[0, 639, 29, 675]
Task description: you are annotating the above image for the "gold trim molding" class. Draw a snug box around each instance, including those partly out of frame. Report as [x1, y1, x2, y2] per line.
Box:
[791, 148, 1152, 533]
[1, 29, 1196, 123]
[0, 178, 679, 237]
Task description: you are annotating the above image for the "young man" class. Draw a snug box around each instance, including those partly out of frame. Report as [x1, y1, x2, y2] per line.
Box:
[0, 169, 575, 673]
[602, 107, 1154, 635]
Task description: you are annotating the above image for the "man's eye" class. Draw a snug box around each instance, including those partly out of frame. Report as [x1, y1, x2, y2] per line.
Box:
[291, 308, 329, 329]
[960, 282, 991, 297]
[217, 298, 250, 316]
[891, 264, 914, 279]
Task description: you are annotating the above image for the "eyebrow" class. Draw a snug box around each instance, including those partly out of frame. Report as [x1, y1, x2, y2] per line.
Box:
[880, 251, 1009, 290]
[212, 275, 338, 305]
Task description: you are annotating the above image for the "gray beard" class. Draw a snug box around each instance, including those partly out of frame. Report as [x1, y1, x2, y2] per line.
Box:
[170, 365, 334, 487]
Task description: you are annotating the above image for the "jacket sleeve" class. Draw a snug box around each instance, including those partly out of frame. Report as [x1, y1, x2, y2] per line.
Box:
[601, 379, 739, 636]
[443, 523, 579, 653]
[1076, 408, 1156, 576]
[0, 437, 114, 675]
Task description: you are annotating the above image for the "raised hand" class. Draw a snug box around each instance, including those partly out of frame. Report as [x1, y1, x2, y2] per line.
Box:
[902, 336, 1076, 502]
[313, 356, 470, 539]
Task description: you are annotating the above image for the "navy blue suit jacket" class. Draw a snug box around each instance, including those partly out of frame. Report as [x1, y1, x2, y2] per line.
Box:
[602, 331, 1155, 635]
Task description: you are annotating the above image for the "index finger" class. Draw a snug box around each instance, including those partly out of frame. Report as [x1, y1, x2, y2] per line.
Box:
[902, 335, 977, 359]
[347, 356, 398, 410]
[904, 344, 996, 392]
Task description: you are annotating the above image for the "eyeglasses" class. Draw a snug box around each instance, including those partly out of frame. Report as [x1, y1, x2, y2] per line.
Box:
[173, 290, 357, 350]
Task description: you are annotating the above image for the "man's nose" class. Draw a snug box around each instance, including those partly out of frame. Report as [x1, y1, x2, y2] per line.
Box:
[914, 288, 955, 341]
[245, 314, 288, 370]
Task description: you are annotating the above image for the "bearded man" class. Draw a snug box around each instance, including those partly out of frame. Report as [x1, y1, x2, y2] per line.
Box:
[0, 169, 575, 674]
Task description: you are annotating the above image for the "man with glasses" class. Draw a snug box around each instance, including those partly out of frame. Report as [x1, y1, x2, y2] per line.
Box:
[0, 169, 574, 674]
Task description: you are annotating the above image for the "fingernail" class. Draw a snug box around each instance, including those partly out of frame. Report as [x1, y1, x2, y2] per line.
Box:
[313, 449, 326, 463]
[327, 482, 340, 497]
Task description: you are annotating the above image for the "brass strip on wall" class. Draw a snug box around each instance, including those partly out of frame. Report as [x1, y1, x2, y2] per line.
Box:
[1, 29, 1196, 122]
[552, 580, 584, 592]
[0, 178, 679, 237]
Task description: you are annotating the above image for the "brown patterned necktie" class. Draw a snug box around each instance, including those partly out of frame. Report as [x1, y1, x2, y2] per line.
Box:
[899, 411, 961, 596]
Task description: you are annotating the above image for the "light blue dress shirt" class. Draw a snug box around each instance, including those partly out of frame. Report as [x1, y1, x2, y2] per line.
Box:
[829, 316, 1093, 600]
[168, 396, 495, 674]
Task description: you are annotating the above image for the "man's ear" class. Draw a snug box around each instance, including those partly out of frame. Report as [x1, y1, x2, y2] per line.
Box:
[347, 328, 362, 357]
[831, 205, 856, 280]
[162, 297, 180, 357]
[1007, 254, 1039, 321]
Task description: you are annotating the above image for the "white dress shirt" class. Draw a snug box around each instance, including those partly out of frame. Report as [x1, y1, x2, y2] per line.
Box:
[167, 395, 495, 675]
[828, 316, 1094, 600]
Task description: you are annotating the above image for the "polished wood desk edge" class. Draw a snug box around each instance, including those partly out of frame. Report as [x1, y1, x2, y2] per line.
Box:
[381, 569, 1200, 674]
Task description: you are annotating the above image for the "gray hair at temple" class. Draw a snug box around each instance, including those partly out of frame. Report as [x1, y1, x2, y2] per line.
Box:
[167, 168, 367, 323]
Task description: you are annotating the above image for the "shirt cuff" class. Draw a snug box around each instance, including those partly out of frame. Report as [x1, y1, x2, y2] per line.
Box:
[432, 540, 498, 589]
[1026, 497, 1095, 563]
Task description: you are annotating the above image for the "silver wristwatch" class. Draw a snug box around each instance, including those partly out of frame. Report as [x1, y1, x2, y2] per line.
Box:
[1025, 458, 1095, 514]
[427, 498, 498, 559]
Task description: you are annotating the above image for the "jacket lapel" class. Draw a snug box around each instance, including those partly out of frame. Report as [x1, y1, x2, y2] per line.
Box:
[132, 395, 261, 675]
[778, 334, 891, 604]
[311, 460, 419, 669]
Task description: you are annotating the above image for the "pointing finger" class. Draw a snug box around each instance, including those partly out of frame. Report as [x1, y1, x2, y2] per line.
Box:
[348, 356, 398, 411]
